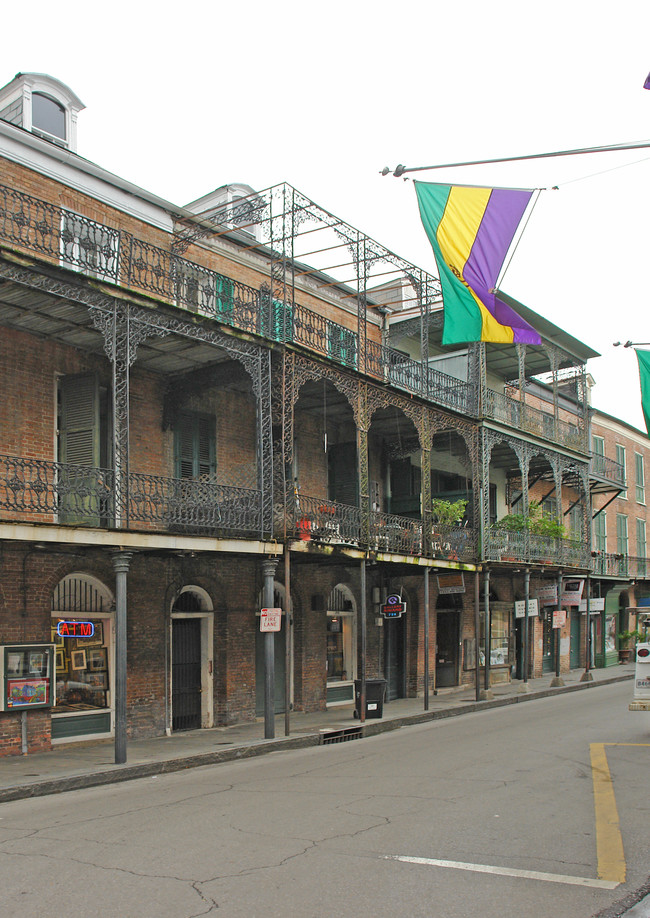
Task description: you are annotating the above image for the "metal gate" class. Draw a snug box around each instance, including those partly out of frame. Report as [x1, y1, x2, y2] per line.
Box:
[172, 618, 202, 731]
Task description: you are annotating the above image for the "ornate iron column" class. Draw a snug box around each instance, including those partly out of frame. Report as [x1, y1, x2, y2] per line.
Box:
[112, 550, 133, 764]
[262, 556, 279, 739]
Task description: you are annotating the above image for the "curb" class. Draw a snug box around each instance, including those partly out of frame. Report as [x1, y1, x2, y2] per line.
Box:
[0, 672, 634, 804]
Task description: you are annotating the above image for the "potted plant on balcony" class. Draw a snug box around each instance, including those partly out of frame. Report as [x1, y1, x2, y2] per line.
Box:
[431, 498, 468, 559]
[492, 500, 566, 560]
[617, 629, 642, 663]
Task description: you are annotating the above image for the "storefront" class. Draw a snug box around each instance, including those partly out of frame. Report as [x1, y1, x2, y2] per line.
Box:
[50, 574, 114, 743]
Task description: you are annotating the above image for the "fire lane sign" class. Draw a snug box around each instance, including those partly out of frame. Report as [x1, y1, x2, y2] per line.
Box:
[260, 608, 282, 632]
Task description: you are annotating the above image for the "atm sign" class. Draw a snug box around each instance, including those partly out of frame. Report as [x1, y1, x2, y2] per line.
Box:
[56, 621, 95, 638]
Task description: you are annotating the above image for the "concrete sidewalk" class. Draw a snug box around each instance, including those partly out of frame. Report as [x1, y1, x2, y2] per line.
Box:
[0, 664, 636, 803]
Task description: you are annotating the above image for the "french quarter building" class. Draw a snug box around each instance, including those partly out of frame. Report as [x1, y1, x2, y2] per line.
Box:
[0, 72, 636, 757]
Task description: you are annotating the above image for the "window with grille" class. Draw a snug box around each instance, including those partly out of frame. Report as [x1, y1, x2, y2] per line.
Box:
[174, 261, 234, 319]
[327, 321, 357, 369]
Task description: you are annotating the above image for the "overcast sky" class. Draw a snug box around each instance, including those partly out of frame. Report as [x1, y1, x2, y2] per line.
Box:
[6, 0, 650, 430]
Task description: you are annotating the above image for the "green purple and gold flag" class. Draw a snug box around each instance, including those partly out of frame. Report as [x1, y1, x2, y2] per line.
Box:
[414, 182, 542, 346]
[636, 350, 650, 436]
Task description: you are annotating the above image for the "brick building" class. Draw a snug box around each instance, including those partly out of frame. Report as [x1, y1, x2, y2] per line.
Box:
[0, 72, 624, 758]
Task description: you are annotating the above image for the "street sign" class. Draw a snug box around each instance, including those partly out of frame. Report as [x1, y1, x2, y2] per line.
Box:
[514, 599, 539, 618]
[260, 608, 282, 632]
[552, 609, 566, 629]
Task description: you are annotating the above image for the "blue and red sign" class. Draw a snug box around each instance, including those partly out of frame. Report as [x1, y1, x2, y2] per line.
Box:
[381, 595, 406, 619]
[56, 621, 95, 638]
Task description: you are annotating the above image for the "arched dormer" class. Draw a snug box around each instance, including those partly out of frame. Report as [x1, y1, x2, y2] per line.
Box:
[0, 72, 85, 151]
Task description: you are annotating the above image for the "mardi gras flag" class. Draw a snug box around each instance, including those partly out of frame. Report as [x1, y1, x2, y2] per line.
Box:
[644, 72, 650, 90]
[415, 182, 542, 346]
[636, 350, 650, 435]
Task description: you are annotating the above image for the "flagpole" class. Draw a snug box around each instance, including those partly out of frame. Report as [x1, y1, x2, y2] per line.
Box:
[381, 139, 650, 177]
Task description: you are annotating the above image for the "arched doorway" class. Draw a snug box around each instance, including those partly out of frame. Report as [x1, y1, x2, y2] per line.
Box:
[51, 573, 114, 743]
[171, 586, 214, 732]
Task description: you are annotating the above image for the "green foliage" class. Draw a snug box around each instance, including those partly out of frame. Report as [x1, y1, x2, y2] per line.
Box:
[431, 498, 468, 526]
[617, 630, 643, 645]
[494, 500, 566, 538]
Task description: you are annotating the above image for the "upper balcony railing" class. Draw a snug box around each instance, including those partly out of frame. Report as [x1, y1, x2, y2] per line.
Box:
[483, 389, 587, 453]
[590, 552, 648, 578]
[290, 493, 477, 562]
[484, 527, 591, 568]
[0, 183, 477, 417]
[590, 454, 626, 487]
[0, 454, 264, 538]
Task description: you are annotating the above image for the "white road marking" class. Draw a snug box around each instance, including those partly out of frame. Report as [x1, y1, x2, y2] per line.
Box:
[384, 855, 620, 890]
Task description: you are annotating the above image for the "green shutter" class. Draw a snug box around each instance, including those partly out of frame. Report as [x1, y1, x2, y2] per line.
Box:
[175, 414, 216, 479]
[58, 374, 101, 525]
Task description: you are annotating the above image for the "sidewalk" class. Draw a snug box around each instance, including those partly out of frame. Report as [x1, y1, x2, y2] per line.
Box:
[0, 664, 636, 803]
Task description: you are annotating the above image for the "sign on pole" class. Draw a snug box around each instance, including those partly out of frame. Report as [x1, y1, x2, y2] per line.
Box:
[260, 608, 282, 632]
[515, 599, 539, 618]
[552, 609, 566, 629]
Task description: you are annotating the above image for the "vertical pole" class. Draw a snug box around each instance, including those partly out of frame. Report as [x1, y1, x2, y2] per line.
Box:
[481, 568, 493, 699]
[424, 567, 430, 711]
[262, 557, 278, 739]
[359, 558, 367, 723]
[551, 569, 565, 686]
[284, 549, 292, 735]
[474, 570, 481, 701]
[519, 568, 531, 692]
[112, 550, 133, 765]
[582, 573, 593, 682]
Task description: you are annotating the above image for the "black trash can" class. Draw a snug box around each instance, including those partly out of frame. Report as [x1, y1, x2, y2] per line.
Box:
[354, 678, 387, 719]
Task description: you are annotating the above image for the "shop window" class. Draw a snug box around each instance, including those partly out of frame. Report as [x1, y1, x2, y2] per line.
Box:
[51, 574, 114, 736]
[479, 604, 511, 667]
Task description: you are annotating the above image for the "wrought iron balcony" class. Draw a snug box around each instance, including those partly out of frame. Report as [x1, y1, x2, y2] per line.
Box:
[291, 493, 476, 561]
[485, 527, 591, 568]
[590, 552, 648, 578]
[0, 183, 477, 414]
[590, 454, 626, 487]
[483, 389, 587, 453]
[0, 455, 263, 538]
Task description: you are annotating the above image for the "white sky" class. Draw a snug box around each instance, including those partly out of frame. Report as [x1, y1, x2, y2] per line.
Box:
[6, 0, 650, 430]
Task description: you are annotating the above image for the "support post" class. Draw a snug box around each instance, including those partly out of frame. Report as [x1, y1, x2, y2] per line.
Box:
[519, 568, 531, 692]
[262, 556, 278, 739]
[474, 570, 481, 701]
[581, 574, 594, 682]
[284, 549, 292, 735]
[359, 558, 367, 723]
[424, 567, 429, 711]
[551, 569, 565, 686]
[112, 550, 133, 764]
[480, 568, 494, 699]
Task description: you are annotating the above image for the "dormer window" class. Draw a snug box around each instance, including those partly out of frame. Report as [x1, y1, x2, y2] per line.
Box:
[0, 73, 84, 152]
[32, 92, 66, 143]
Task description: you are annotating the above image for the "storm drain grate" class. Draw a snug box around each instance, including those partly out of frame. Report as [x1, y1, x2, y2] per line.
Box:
[319, 727, 363, 745]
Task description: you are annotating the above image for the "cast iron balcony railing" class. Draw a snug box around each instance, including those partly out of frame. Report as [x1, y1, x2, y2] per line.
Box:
[0, 183, 478, 415]
[483, 389, 587, 453]
[590, 552, 649, 578]
[0, 455, 263, 538]
[484, 527, 591, 568]
[590, 454, 626, 487]
[290, 493, 476, 561]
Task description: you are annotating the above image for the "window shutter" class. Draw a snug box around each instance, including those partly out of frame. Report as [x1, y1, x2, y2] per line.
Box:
[59, 374, 99, 467]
